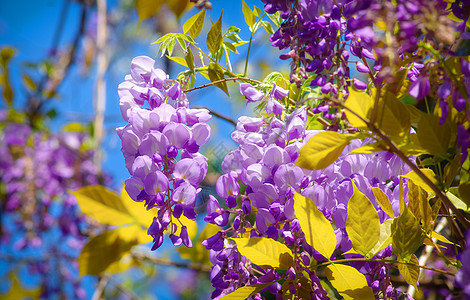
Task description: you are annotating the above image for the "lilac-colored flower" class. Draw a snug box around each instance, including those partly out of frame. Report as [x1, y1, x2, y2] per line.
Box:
[409, 76, 430, 100]
[239, 83, 265, 102]
[356, 61, 370, 73]
[172, 181, 197, 206]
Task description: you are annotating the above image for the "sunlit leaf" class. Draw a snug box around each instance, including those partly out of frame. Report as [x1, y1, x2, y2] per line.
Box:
[207, 11, 223, 55]
[398, 254, 420, 289]
[296, 131, 354, 170]
[294, 192, 336, 259]
[372, 187, 394, 218]
[447, 190, 470, 211]
[344, 89, 373, 129]
[121, 185, 155, 227]
[231, 237, 294, 269]
[183, 8, 206, 38]
[376, 91, 411, 137]
[71, 185, 135, 226]
[220, 283, 270, 300]
[242, 0, 256, 29]
[136, 0, 165, 22]
[208, 62, 229, 95]
[391, 208, 425, 262]
[185, 48, 195, 73]
[166, 55, 188, 67]
[402, 169, 438, 194]
[0, 272, 41, 300]
[78, 225, 150, 276]
[349, 142, 384, 154]
[366, 219, 393, 257]
[178, 223, 220, 265]
[408, 181, 433, 233]
[325, 264, 375, 300]
[346, 182, 380, 256]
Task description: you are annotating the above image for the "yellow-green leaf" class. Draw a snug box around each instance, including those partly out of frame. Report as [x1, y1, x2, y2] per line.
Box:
[346, 183, 380, 256]
[349, 142, 384, 154]
[220, 283, 270, 300]
[344, 89, 373, 129]
[78, 225, 150, 276]
[398, 254, 420, 289]
[417, 114, 453, 156]
[391, 208, 425, 262]
[402, 169, 438, 194]
[366, 219, 393, 257]
[71, 185, 135, 225]
[231, 237, 294, 269]
[376, 91, 411, 137]
[408, 181, 433, 233]
[296, 131, 353, 170]
[136, 0, 165, 22]
[183, 8, 206, 38]
[447, 190, 470, 212]
[121, 185, 155, 227]
[459, 181, 470, 207]
[166, 55, 188, 67]
[294, 192, 336, 259]
[207, 11, 223, 55]
[0, 273, 41, 300]
[242, 0, 256, 29]
[325, 264, 375, 300]
[372, 187, 394, 218]
[208, 62, 229, 96]
[22, 74, 36, 91]
[431, 231, 456, 246]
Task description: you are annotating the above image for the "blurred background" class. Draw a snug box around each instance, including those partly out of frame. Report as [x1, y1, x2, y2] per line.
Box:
[0, 0, 286, 298]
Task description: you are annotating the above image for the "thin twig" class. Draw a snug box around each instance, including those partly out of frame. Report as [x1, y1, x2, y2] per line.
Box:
[131, 252, 211, 273]
[184, 77, 261, 93]
[192, 105, 236, 125]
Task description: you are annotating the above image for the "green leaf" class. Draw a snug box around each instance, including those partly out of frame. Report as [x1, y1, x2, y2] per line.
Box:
[344, 89, 373, 129]
[220, 283, 270, 300]
[294, 192, 336, 259]
[185, 48, 195, 73]
[152, 33, 174, 45]
[70, 186, 135, 226]
[447, 189, 470, 211]
[167, 39, 176, 56]
[0, 273, 41, 300]
[402, 169, 438, 194]
[398, 254, 420, 289]
[372, 187, 395, 218]
[166, 55, 188, 67]
[183, 8, 206, 38]
[166, 0, 191, 19]
[459, 181, 470, 207]
[223, 42, 238, 54]
[391, 208, 425, 262]
[346, 182, 381, 257]
[325, 264, 375, 300]
[22, 74, 36, 91]
[208, 62, 229, 95]
[242, 0, 256, 29]
[261, 21, 274, 34]
[207, 11, 223, 55]
[231, 237, 294, 269]
[136, 0, 164, 22]
[408, 181, 433, 233]
[295, 131, 354, 170]
[417, 114, 453, 156]
[78, 225, 150, 276]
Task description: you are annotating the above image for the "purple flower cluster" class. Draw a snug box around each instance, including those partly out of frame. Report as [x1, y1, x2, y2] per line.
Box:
[117, 56, 211, 250]
[200, 82, 413, 298]
[0, 120, 107, 298]
[456, 229, 470, 299]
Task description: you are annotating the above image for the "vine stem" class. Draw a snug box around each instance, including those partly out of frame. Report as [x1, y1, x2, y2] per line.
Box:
[315, 258, 455, 276]
[131, 252, 211, 272]
[244, 12, 267, 77]
[192, 105, 236, 125]
[184, 76, 261, 93]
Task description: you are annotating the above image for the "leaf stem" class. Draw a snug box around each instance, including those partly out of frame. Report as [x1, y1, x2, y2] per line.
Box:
[184, 76, 261, 93]
[244, 12, 266, 77]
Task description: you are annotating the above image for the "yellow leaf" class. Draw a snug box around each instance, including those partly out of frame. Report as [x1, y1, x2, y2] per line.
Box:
[459, 181, 470, 207]
[231, 237, 294, 269]
[325, 264, 375, 300]
[166, 0, 192, 19]
[71, 185, 135, 226]
[344, 89, 373, 129]
[402, 169, 438, 194]
[348, 143, 384, 155]
[166, 214, 197, 239]
[220, 283, 270, 300]
[183, 8, 206, 38]
[0, 273, 41, 300]
[398, 254, 420, 289]
[121, 185, 155, 227]
[78, 225, 150, 276]
[375, 91, 411, 137]
[346, 182, 381, 257]
[431, 231, 457, 246]
[294, 193, 336, 259]
[166, 55, 188, 67]
[366, 219, 393, 257]
[372, 187, 394, 218]
[296, 131, 353, 170]
[136, 0, 165, 22]
[178, 223, 220, 265]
